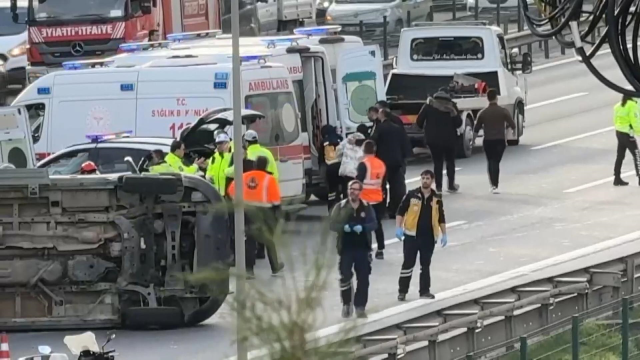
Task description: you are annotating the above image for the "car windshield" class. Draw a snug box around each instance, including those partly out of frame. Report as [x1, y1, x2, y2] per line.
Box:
[0, 7, 27, 36]
[410, 36, 485, 61]
[33, 0, 126, 20]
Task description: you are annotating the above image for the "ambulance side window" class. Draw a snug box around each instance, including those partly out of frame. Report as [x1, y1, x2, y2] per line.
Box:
[292, 81, 307, 133]
[245, 92, 300, 146]
[25, 103, 46, 145]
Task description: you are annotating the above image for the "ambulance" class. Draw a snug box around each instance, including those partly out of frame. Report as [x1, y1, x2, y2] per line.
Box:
[103, 26, 386, 199]
[10, 54, 307, 204]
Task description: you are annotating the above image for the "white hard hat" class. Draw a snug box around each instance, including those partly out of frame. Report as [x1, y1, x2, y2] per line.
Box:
[215, 133, 231, 143]
[244, 130, 258, 142]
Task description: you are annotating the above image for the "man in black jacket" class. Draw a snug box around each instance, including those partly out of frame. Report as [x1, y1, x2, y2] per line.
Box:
[416, 91, 463, 193]
[372, 109, 409, 218]
[330, 180, 378, 319]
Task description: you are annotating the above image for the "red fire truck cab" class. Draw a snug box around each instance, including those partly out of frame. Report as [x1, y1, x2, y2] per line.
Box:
[10, 0, 219, 84]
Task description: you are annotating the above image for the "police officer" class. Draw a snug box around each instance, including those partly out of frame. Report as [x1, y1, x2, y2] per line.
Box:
[613, 94, 640, 186]
[162, 140, 206, 174]
[330, 179, 377, 319]
[395, 170, 447, 301]
[228, 156, 285, 278]
[321, 124, 343, 211]
[356, 140, 387, 259]
[206, 133, 233, 195]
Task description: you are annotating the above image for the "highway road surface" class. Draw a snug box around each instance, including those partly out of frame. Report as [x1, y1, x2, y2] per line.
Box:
[7, 52, 640, 359]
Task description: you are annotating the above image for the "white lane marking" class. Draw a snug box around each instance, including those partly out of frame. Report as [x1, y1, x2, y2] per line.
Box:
[531, 127, 614, 150]
[405, 168, 462, 184]
[525, 92, 588, 110]
[563, 171, 636, 193]
[372, 221, 467, 250]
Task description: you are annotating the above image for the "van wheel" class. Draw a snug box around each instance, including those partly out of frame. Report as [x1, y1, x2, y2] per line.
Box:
[456, 117, 474, 158]
[507, 102, 524, 146]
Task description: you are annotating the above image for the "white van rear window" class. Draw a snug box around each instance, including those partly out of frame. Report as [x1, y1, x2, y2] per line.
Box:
[410, 37, 484, 61]
[245, 92, 300, 147]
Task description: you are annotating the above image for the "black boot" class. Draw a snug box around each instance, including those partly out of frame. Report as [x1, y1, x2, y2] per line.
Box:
[614, 177, 629, 186]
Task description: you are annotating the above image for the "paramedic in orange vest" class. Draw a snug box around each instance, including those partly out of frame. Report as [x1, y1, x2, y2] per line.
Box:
[356, 140, 387, 260]
[228, 156, 285, 279]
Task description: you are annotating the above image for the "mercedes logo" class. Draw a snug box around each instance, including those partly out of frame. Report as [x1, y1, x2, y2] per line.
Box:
[70, 42, 85, 56]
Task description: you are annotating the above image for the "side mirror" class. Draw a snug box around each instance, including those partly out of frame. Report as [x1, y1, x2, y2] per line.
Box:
[509, 48, 519, 63]
[521, 52, 532, 74]
[102, 331, 116, 350]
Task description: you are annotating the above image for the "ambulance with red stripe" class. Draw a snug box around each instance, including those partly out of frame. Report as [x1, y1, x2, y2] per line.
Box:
[10, 53, 307, 204]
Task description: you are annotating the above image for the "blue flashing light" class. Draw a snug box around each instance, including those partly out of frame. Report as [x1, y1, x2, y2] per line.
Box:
[213, 81, 228, 90]
[293, 25, 342, 36]
[37, 87, 51, 95]
[62, 62, 83, 70]
[119, 41, 172, 52]
[120, 83, 135, 92]
[260, 35, 306, 47]
[85, 130, 133, 143]
[167, 30, 222, 42]
[62, 59, 114, 71]
[215, 72, 229, 81]
[231, 53, 272, 64]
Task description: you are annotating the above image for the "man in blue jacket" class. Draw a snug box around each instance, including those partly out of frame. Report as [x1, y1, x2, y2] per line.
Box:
[330, 179, 378, 319]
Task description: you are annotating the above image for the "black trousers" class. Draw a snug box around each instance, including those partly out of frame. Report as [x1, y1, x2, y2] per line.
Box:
[339, 248, 371, 308]
[398, 235, 435, 295]
[246, 207, 281, 272]
[372, 201, 386, 250]
[386, 167, 406, 216]
[326, 163, 342, 211]
[429, 143, 456, 190]
[614, 131, 640, 178]
[483, 139, 507, 188]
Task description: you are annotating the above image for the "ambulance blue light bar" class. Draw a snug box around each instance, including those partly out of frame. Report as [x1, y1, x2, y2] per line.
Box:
[293, 25, 342, 36]
[62, 59, 114, 70]
[167, 30, 223, 42]
[119, 41, 172, 53]
[231, 53, 272, 64]
[260, 35, 306, 48]
[85, 130, 133, 143]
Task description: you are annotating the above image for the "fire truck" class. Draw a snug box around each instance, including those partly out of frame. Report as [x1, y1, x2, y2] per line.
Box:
[9, 0, 219, 84]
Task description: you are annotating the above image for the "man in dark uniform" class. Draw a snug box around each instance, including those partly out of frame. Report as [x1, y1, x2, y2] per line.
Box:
[395, 170, 448, 301]
[330, 180, 378, 318]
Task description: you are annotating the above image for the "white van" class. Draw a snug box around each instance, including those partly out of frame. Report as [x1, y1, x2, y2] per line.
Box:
[0, 0, 28, 105]
[11, 56, 307, 203]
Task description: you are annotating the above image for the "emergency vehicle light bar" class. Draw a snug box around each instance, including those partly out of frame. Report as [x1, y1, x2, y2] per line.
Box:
[62, 59, 115, 70]
[293, 25, 342, 36]
[260, 35, 306, 48]
[119, 41, 172, 53]
[233, 53, 272, 64]
[167, 30, 223, 42]
[85, 130, 133, 143]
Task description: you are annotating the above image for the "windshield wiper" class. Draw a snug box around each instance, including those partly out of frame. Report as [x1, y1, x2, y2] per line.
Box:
[72, 13, 111, 20]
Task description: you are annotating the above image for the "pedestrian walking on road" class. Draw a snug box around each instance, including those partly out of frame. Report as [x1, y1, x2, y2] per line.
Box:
[321, 124, 344, 211]
[612, 94, 640, 186]
[395, 170, 447, 301]
[473, 89, 516, 194]
[416, 91, 462, 193]
[337, 132, 365, 198]
[356, 140, 387, 259]
[372, 109, 409, 218]
[330, 179, 377, 318]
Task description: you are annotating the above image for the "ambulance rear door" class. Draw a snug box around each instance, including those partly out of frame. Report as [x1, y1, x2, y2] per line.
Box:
[335, 45, 386, 134]
[50, 70, 140, 153]
[243, 68, 305, 200]
[136, 66, 229, 138]
[0, 106, 36, 168]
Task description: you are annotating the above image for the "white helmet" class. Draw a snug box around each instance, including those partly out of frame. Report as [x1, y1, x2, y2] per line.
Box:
[243, 130, 258, 142]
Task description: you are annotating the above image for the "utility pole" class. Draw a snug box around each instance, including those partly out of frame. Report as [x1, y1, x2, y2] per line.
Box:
[231, 1, 247, 359]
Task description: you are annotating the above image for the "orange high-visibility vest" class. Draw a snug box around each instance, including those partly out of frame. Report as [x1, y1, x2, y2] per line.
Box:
[228, 170, 281, 207]
[361, 156, 386, 204]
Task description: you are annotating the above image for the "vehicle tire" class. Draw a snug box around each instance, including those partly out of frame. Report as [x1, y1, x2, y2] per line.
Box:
[507, 102, 524, 146]
[456, 117, 474, 158]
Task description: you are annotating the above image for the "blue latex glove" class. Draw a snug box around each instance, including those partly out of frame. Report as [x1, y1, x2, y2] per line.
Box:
[395, 227, 404, 240]
[343, 224, 351, 233]
[353, 225, 363, 234]
[441, 234, 448, 247]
